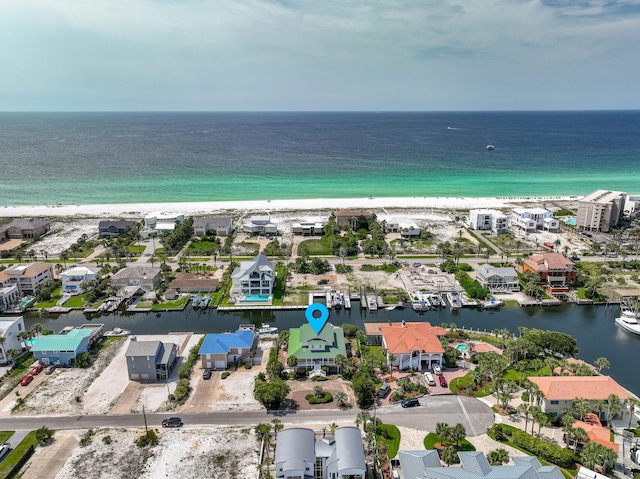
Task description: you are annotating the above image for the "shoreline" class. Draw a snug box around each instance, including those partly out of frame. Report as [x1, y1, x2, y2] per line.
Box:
[0, 194, 580, 218]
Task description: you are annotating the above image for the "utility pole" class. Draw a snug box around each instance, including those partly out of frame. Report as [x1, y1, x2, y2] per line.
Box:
[142, 404, 148, 434]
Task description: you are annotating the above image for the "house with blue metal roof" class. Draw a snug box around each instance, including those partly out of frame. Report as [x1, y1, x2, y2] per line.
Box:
[199, 329, 256, 370]
[31, 328, 94, 366]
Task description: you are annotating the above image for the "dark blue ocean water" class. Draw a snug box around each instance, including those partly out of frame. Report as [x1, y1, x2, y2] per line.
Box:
[1, 111, 639, 205]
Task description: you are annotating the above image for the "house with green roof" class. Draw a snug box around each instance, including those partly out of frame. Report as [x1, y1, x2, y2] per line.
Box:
[31, 328, 94, 366]
[287, 322, 346, 374]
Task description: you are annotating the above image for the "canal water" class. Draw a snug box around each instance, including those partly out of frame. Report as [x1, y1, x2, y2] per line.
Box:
[21, 302, 640, 395]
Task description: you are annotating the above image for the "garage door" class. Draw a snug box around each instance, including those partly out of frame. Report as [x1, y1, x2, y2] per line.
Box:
[215, 361, 226, 370]
[141, 374, 149, 380]
[206, 361, 212, 369]
[131, 374, 139, 380]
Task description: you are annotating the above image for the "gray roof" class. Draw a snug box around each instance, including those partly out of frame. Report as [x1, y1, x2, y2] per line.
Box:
[98, 219, 136, 229]
[232, 254, 274, 280]
[315, 438, 335, 459]
[331, 427, 365, 472]
[193, 217, 232, 229]
[477, 264, 518, 278]
[0, 218, 50, 232]
[274, 428, 315, 473]
[399, 450, 442, 479]
[125, 340, 162, 359]
[159, 343, 176, 365]
[112, 266, 161, 280]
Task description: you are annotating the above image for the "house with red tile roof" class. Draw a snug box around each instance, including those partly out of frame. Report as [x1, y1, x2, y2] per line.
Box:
[520, 253, 577, 293]
[529, 376, 631, 418]
[380, 321, 445, 371]
[569, 414, 618, 452]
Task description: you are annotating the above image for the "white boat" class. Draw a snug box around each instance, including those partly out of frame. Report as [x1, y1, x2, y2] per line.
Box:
[615, 310, 640, 336]
[486, 144, 495, 150]
[104, 327, 131, 337]
[483, 297, 504, 309]
[257, 325, 278, 335]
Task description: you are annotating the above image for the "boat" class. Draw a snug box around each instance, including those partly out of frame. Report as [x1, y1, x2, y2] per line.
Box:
[428, 294, 443, 308]
[192, 295, 201, 309]
[199, 295, 211, 309]
[257, 325, 278, 335]
[482, 297, 504, 309]
[486, 144, 495, 150]
[615, 310, 640, 336]
[104, 327, 131, 337]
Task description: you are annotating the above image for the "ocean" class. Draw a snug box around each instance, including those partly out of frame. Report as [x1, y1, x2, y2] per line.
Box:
[1, 111, 639, 206]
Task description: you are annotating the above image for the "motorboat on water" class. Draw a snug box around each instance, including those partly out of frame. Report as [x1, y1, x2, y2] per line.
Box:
[615, 310, 640, 335]
[483, 297, 504, 309]
[257, 325, 278, 335]
[104, 327, 131, 337]
[486, 144, 495, 150]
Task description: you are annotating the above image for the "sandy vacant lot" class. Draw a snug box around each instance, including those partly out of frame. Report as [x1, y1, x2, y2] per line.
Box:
[53, 427, 259, 479]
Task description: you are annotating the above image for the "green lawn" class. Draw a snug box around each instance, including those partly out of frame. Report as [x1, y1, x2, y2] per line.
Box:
[63, 295, 86, 308]
[449, 372, 492, 397]
[34, 287, 62, 308]
[150, 295, 190, 310]
[187, 240, 220, 254]
[0, 430, 39, 478]
[299, 236, 333, 255]
[423, 432, 476, 451]
[0, 431, 14, 444]
[125, 245, 145, 255]
[377, 424, 401, 459]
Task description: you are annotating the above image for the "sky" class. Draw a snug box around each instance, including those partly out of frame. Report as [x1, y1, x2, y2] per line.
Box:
[1, 0, 639, 111]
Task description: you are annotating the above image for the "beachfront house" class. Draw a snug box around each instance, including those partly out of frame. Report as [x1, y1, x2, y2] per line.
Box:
[142, 212, 184, 238]
[468, 209, 509, 233]
[292, 220, 326, 236]
[125, 337, 179, 382]
[511, 207, 559, 232]
[111, 266, 162, 292]
[577, 190, 627, 232]
[230, 254, 275, 303]
[398, 450, 564, 479]
[0, 263, 53, 296]
[198, 329, 257, 370]
[60, 265, 101, 294]
[193, 216, 233, 237]
[0, 316, 26, 364]
[243, 215, 277, 235]
[0, 285, 20, 312]
[529, 376, 631, 420]
[287, 322, 347, 374]
[98, 219, 137, 238]
[275, 427, 366, 479]
[380, 321, 445, 371]
[31, 325, 103, 366]
[335, 209, 373, 230]
[387, 217, 421, 238]
[0, 218, 51, 243]
[520, 253, 577, 293]
[475, 264, 520, 293]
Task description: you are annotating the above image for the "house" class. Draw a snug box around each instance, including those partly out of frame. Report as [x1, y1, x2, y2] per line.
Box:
[193, 217, 233, 237]
[125, 337, 179, 382]
[111, 266, 162, 291]
[398, 450, 564, 479]
[568, 413, 618, 452]
[0, 284, 20, 312]
[387, 217, 421, 238]
[274, 427, 366, 479]
[98, 219, 137, 238]
[577, 190, 626, 232]
[31, 325, 103, 366]
[475, 264, 520, 293]
[243, 215, 277, 235]
[511, 208, 559, 232]
[60, 265, 101, 294]
[335, 209, 373, 230]
[529, 376, 631, 419]
[142, 212, 184, 237]
[0, 218, 51, 243]
[0, 263, 53, 296]
[230, 254, 275, 302]
[287, 322, 347, 373]
[292, 221, 325, 236]
[520, 253, 577, 293]
[167, 273, 219, 294]
[0, 316, 26, 364]
[198, 329, 256, 369]
[468, 209, 509, 233]
[380, 321, 445, 371]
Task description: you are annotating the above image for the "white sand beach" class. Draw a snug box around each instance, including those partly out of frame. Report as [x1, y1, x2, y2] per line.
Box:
[0, 195, 579, 218]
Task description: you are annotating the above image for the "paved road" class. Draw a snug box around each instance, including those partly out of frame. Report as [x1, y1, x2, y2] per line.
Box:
[0, 395, 494, 436]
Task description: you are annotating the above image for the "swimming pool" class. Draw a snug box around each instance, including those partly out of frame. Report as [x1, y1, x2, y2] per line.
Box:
[243, 295, 271, 302]
[456, 344, 467, 351]
[566, 218, 577, 225]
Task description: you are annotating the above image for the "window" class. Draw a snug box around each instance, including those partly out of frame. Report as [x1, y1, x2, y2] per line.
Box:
[550, 400, 559, 405]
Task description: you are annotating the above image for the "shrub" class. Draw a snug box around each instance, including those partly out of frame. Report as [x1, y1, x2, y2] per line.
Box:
[35, 426, 54, 445]
[311, 375, 327, 381]
[305, 392, 333, 404]
[135, 429, 159, 448]
[80, 429, 95, 447]
[102, 435, 112, 445]
[244, 363, 252, 369]
[511, 429, 574, 468]
[222, 372, 230, 379]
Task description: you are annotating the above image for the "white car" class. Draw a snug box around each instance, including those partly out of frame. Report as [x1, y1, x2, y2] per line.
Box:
[433, 365, 442, 375]
[0, 443, 11, 461]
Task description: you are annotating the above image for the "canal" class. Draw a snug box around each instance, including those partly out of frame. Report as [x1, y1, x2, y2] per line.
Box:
[21, 301, 640, 395]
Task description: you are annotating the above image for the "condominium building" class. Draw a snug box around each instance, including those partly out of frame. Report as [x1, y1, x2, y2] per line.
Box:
[511, 207, 559, 232]
[576, 190, 626, 232]
[468, 209, 509, 233]
[0, 263, 53, 296]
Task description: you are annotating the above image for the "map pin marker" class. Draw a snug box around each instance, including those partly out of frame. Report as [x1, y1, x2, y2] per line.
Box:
[305, 303, 329, 334]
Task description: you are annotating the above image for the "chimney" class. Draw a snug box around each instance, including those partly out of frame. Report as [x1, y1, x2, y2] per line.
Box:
[402, 320, 406, 328]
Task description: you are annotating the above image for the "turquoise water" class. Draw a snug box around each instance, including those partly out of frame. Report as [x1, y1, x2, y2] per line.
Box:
[456, 344, 467, 351]
[1, 111, 639, 206]
[566, 218, 577, 225]
[243, 295, 271, 302]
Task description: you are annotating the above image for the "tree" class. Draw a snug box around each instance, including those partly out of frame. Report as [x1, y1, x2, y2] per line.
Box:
[313, 384, 324, 398]
[487, 448, 510, 466]
[271, 418, 283, 437]
[536, 411, 551, 437]
[6, 349, 20, 364]
[581, 441, 617, 475]
[355, 411, 371, 430]
[387, 353, 396, 379]
[335, 391, 348, 409]
[572, 397, 591, 420]
[35, 426, 54, 444]
[572, 427, 589, 452]
[626, 397, 640, 428]
[594, 357, 610, 373]
[254, 379, 290, 409]
[451, 423, 466, 447]
[286, 355, 298, 369]
[254, 423, 272, 441]
[517, 403, 533, 432]
[441, 446, 460, 466]
[606, 393, 622, 425]
[593, 399, 607, 422]
[75, 352, 91, 368]
[329, 422, 338, 436]
[351, 372, 376, 407]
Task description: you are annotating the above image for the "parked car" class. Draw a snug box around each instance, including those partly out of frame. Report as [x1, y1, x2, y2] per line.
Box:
[401, 398, 419, 408]
[606, 253, 618, 258]
[424, 372, 436, 386]
[317, 279, 329, 285]
[438, 375, 448, 388]
[203, 369, 212, 380]
[20, 375, 33, 386]
[0, 443, 10, 461]
[161, 417, 183, 428]
[30, 365, 44, 375]
[377, 384, 391, 398]
[44, 365, 57, 375]
[432, 365, 442, 375]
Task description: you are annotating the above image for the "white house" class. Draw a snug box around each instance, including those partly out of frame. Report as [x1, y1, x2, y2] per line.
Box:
[230, 254, 275, 302]
[0, 263, 53, 296]
[511, 207, 558, 232]
[193, 217, 233, 237]
[142, 212, 184, 237]
[292, 220, 325, 236]
[387, 217, 421, 238]
[468, 210, 509, 233]
[60, 266, 101, 294]
[475, 264, 520, 292]
[243, 215, 277, 235]
[0, 316, 26, 364]
[0, 284, 20, 312]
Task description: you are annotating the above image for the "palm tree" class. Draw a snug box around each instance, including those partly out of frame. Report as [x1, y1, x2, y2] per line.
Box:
[59, 250, 69, 267]
[594, 357, 610, 374]
[271, 418, 283, 438]
[554, 239, 561, 251]
[355, 411, 370, 430]
[593, 399, 607, 422]
[517, 403, 532, 432]
[606, 393, 622, 426]
[6, 349, 19, 364]
[572, 427, 589, 452]
[388, 354, 396, 379]
[626, 397, 640, 429]
[286, 355, 298, 369]
[31, 323, 43, 338]
[329, 422, 338, 436]
[572, 397, 591, 420]
[536, 412, 551, 437]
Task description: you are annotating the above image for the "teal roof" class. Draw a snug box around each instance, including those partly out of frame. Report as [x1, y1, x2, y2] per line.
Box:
[288, 323, 346, 360]
[31, 328, 93, 352]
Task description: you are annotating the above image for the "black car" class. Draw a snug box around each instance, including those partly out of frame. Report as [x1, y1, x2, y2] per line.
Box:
[162, 417, 183, 428]
[401, 398, 419, 408]
[203, 369, 212, 380]
[317, 279, 329, 285]
[377, 384, 391, 398]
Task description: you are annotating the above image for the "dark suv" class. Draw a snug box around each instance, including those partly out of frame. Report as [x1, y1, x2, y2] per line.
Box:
[401, 398, 419, 408]
[377, 384, 391, 398]
[162, 417, 183, 428]
[203, 369, 212, 380]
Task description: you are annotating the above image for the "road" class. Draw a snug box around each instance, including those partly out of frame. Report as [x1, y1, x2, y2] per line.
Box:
[0, 395, 494, 436]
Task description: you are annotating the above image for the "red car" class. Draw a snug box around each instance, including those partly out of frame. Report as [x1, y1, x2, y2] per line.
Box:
[20, 375, 34, 386]
[30, 365, 44, 375]
[438, 375, 448, 388]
